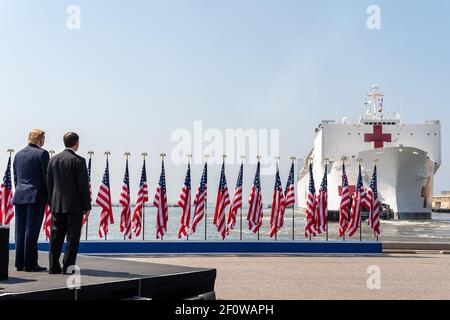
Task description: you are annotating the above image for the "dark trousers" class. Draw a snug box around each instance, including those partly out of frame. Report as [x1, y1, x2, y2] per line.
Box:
[14, 203, 45, 269]
[49, 212, 83, 272]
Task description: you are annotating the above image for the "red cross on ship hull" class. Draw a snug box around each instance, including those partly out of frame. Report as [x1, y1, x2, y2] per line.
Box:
[364, 124, 392, 149]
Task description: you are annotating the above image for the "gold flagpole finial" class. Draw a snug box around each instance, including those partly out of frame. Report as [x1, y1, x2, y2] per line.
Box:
[141, 152, 148, 159]
[256, 155, 262, 161]
[204, 154, 209, 163]
[186, 154, 192, 163]
[290, 156, 296, 163]
[104, 151, 111, 159]
[240, 155, 246, 163]
[49, 150, 56, 157]
[7, 149, 14, 156]
[124, 152, 131, 159]
[88, 151, 94, 158]
[160, 153, 166, 160]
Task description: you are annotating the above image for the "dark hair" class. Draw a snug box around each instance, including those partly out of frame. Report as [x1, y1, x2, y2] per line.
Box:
[63, 132, 79, 148]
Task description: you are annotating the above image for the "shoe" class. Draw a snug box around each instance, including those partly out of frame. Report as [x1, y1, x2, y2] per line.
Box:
[49, 269, 62, 275]
[24, 265, 47, 272]
[63, 270, 75, 275]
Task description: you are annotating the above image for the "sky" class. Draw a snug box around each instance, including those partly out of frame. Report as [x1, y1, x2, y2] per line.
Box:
[0, 0, 449, 203]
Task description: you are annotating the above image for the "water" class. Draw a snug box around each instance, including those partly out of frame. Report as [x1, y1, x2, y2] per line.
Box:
[6, 206, 450, 243]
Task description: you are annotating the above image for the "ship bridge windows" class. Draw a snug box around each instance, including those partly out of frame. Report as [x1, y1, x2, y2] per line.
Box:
[364, 122, 397, 125]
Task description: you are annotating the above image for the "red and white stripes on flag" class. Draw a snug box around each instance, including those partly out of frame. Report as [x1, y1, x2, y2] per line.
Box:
[43, 205, 51, 238]
[96, 158, 114, 238]
[367, 165, 381, 236]
[284, 162, 295, 207]
[154, 160, 168, 239]
[177, 163, 191, 239]
[226, 162, 243, 235]
[315, 164, 328, 234]
[247, 161, 263, 233]
[0, 156, 14, 225]
[119, 159, 132, 239]
[347, 164, 365, 238]
[131, 159, 149, 237]
[304, 163, 317, 237]
[191, 163, 207, 235]
[269, 163, 286, 238]
[213, 161, 230, 239]
[339, 162, 351, 238]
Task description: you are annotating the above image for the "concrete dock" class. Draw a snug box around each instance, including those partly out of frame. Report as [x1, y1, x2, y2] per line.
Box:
[120, 252, 450, 300]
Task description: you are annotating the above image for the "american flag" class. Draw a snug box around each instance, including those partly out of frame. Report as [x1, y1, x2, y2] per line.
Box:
[367, 165, 381, 236]
[213, 161, 230, 239]
[96, 158, 114, 238]
[304, 163, 317, 238]
[226, 162, 243, 235]
[82, 156, 92, 226]
[348, 164, 364, 238]
[284, 162, 295, 207]
[315, 164, 328, 234]
[177, 163, 191, 239]
[43, 205, 51, 238]
[119, 159, 132, 239]
[191, 163, 207, 235]
[247, 161, 263, 233]
[0, 156, 14, 225]
[269, 163, 286, 238]
[131, 159, 149, 237]
[154, 160, 168, 239]
[339, 162, 351, 237]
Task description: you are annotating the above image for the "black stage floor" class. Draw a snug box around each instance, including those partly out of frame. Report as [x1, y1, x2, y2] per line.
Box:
[0, 252, 216, 300]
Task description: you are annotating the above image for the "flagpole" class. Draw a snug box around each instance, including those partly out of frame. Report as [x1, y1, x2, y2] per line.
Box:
[358, 158, 362, 242]
[274, 156, 281, 241]
[186, 154, 192, 241]
[123, 152, 131, 241]
[204, 154, 209, 241]
[341, 157, 347, 242]
[104, 151, 111, 241]
[86, 151, 94, 241]
[290, 156, 296, 241]
[257, 155, 261, 241]
[240, 155, 245, 241]
[160, 153, 166, 241]
[324, 158, 329, 242]
[46, 150, 55, 242]
[141, 153, 148, 241]
[374, 158, 379, 242]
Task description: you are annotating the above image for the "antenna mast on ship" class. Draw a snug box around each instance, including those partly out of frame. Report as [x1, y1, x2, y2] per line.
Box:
[366, 84, 384, 120]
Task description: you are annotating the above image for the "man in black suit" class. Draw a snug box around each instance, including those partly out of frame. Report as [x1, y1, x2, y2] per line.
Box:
[47, 132, 91, 274]
[13, 129, 49, 272]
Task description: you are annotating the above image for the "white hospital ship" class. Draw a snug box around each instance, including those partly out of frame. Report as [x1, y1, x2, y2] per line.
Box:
[297, 84, 441, 219]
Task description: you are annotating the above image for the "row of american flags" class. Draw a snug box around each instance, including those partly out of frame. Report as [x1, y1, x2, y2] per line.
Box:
[0, 152, 381, 240]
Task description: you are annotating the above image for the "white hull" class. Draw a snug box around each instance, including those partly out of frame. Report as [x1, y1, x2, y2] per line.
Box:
[297, 146, 436, 219]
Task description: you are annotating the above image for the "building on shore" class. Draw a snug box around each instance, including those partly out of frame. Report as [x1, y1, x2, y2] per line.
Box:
[432, 191, 450, 212]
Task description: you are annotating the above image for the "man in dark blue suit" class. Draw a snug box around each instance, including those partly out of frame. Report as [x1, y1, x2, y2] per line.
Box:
[13, 129, 49, 272]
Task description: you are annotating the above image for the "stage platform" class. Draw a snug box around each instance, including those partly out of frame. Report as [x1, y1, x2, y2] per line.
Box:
[0, 252, 216, 300]
[10, 240, 382, 255]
